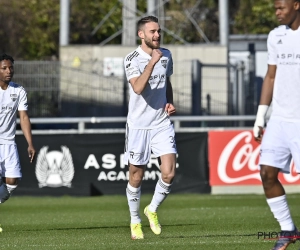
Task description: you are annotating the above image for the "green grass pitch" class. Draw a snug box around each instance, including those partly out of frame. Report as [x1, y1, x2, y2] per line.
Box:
[1, 194, 300, 250]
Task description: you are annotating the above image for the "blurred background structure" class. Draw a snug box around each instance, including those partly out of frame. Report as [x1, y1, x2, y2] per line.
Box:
[0, 0, 276, 123]
[3, 0, 299, 196]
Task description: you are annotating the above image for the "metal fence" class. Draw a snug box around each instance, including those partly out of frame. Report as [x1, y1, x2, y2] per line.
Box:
[16, 115, 256, 134]
[14, 61, 60, 117]
[13, 60, 249, 120]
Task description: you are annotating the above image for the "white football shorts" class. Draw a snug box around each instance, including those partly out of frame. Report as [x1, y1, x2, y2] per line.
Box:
[124, 123, 177, 165]
[0, 144, 22, 178]
[259, 118, 300, 173]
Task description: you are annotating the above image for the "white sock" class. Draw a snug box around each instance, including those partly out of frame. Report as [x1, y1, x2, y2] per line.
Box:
[6, 184, 17, 195]
[148, 178, 172, 213]
[267, 195, 294, 231]
[126, 183, 141, 224]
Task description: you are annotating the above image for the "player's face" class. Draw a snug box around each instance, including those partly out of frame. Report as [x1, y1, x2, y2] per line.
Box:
[140, 22, 161, 49]
[274, 0, 299, 25]
[0, 60, 14, 85]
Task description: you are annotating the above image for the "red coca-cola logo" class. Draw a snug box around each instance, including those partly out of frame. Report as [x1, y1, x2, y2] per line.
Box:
[209, 130, 300, 185]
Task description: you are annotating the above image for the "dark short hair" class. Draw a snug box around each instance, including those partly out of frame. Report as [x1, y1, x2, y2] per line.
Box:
[0, 53, 14, 64]
[137, 16, 159, 31]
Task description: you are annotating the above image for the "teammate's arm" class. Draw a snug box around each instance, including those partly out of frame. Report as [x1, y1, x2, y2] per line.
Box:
[253, 64, 276, 142]
[260, 64, 276, 105]
[129, 49, 162, 95]
[165, 77, 176, 115]
[19, 110, 35, 162]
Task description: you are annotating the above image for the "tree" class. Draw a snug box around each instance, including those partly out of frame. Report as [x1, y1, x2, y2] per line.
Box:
[69, 1, 123, 45]
[20, 0, 60, 60]
[0, 0, 279, 60]
[232, 0, 277, 34]
[163, 0, 219, 44]
[0, 0, 60, 60]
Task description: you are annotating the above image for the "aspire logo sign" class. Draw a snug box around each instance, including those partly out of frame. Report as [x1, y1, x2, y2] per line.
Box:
[35, 146, 75, 188]
[83, 153, 179, 182]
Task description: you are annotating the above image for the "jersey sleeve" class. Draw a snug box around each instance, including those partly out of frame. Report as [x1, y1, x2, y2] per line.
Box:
[166, 53, 173, 77]
[18, 87, 28, 111]
[124, 56, 141, 82]
[267, 31, 277, 65]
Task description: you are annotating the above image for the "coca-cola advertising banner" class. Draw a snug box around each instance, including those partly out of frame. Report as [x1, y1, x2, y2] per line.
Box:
[209, 130, 300, 186]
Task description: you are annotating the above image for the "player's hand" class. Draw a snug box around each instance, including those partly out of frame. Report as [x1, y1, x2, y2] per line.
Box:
[253, 105, 268, 144]
[253, 118, 265, 143]
[151, 49, 163, 64]
[165, 103, 176, 116]
[28, 145, 36, 163]
[253, 126, 264, 143]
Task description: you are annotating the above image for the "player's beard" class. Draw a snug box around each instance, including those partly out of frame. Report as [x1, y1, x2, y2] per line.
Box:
[144, 36, 160, 49]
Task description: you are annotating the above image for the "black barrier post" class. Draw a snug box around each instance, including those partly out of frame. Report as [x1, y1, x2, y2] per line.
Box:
[248, 43, 256, 115]
[192, 59, 202, 116]
[238, 61, 245, 127]
[206, 94, 211, 115]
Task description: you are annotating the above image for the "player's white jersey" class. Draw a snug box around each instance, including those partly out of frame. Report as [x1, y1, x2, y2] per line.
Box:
[0, 82, 28, 144]
[124, 46, 173, 129]
[267, 25, 300, 122]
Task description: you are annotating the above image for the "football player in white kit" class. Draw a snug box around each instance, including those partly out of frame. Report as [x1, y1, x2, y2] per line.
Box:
[123, 16, 177, 240]
[0, 54, 35, 231]
[253, 1, 300, 249]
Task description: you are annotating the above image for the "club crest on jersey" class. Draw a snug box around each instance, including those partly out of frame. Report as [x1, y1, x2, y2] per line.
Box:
[161, 60, 167, 68]
[10, 94, 17, 101]
[35, 146, 75, 188]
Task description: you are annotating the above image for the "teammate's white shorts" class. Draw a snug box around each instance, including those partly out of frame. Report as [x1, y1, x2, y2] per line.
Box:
[0, 144, 22, 178]
[124, 123, 177, 165]
[259, 118, 300, 173]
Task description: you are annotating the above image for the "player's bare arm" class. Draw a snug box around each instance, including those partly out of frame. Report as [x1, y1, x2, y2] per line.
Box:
[19, 110, 35, 162]
[260, 64, 276, 105]
[129, 49, 163, 95]
[253, 64, 276, 143]
[165, 77, 175, 116]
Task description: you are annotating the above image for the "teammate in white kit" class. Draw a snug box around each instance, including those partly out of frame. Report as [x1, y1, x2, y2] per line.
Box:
[123, 16, 177, 240]
[253, 1, 300, 249]
[0, 54, 35, 231]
